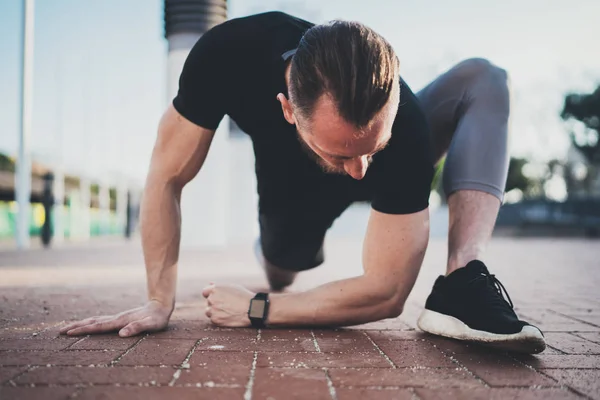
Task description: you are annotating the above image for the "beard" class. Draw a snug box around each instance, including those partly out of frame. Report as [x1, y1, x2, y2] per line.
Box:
[295, 133, 347, 175]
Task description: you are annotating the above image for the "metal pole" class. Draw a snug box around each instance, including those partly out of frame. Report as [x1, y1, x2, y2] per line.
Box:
[15, 0, 35, 249]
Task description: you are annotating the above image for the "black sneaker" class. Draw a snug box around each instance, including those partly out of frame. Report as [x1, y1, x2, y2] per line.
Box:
[417, 260, 546, 354]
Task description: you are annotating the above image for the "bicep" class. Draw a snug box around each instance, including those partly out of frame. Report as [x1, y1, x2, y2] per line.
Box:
[362, 207, 430, 303]
[148, 105, 216, 190]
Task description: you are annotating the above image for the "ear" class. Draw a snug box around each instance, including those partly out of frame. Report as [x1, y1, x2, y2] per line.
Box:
[276, 93, 296, 125]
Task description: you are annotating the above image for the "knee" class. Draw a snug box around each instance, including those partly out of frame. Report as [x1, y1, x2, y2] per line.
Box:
[455, 58, 509, 87]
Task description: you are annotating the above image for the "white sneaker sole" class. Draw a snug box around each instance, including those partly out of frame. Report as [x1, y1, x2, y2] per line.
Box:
[417, 309, 546, 354]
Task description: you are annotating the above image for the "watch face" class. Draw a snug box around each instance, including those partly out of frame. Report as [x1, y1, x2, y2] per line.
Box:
[249, 299, 266, 318]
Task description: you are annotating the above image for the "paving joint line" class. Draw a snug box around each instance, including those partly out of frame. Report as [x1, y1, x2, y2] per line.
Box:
[64, 336, 88, 350]
[532, 369, 596, 400]
[409, 387, 422, 400]
[363, 332, 397, 368]
[323, 368, 337, 400]
[4, 365, 36, 387]
[30, 321, 65, 338]
[433, 347, 489, 388]
[242, 329, 261, 399]
[570, 332, 600, 346]
[549, 310, 600, 329]
[310, 331, 321, 353]
[243, 351, 258, 400]
[109, 335, 146, 366]
[168, 338, 202, 387]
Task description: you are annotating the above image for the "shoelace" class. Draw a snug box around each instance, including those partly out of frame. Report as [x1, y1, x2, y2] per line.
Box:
[468, 272, 514, 309]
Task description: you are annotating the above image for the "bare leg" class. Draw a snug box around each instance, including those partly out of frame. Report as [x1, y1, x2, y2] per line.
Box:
[446, 190, 501, 274]
[254, 239, 297, 292]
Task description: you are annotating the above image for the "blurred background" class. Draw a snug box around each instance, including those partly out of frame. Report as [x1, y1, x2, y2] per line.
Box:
[0, 0, 599, 250]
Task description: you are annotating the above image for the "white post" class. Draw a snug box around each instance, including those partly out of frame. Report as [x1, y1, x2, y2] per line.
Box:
[79, 178, 91, 240]
[15, 0, 35, 249]
[167, 33, 230, 248]
[116, 178, 128, 236]
[52, 58, 65, 244]
[98, 180, 110, 235]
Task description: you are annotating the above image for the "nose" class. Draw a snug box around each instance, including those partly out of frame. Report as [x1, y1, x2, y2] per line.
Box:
[344, 156, 369, 180]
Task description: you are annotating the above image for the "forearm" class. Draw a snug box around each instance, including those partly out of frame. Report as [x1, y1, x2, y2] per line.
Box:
[267, 275, 400, 327]
[140, 177, 182, 312]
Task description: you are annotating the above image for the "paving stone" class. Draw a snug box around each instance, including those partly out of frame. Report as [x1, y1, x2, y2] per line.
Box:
[76, 386, 245, 400]
[194, 330, 316, 352]
[116, 339, 196, 366]
[452, 352, 560, 387]
[517, 309, 598, 330]
[0, 366, 27, 383]
[415, 387, 585, 400]
[346, 318, 412, 330]
[545, 333, 600, 354]
[376, 340, 456, 368]
[0, 350, 121, 366]
[425, 336, 500, 355]
[261, 329, 314, 341]
[335, 388, 414, 400]
[0, 338, 77, 351]
[565, 313, 600, 327]
[573, 332, 600, 345]
[328, 367, 483, 388]
[0, 386, 78, 400]
[15, 365, 176, 385]
[256, 351, 391, 368]
[69, 335, 139, 350]
[188, 350, 254, 367]
[147, 320, 215, 339]
[315, 334, 376, 353]
[177, 351, 253, 385]
[542, 369, 600, 399]
[515, 354, 600, 369]
[252, 368, 331, 400]
[367, 330, 430, 342]
[176, 365, 250, 386]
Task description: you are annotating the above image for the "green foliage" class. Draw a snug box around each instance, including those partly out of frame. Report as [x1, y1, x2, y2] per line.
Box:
[0, 153, 16, 173]
[561, 85, 600, 165]
[506, 157, 531, 193]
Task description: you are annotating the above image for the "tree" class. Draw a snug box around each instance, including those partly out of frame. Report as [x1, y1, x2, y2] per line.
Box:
[506, 157, 531, 193]
[561, 85, 600, 165]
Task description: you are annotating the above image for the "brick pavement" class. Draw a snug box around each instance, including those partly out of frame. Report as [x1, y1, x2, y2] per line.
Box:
[0, 236, 599, 399]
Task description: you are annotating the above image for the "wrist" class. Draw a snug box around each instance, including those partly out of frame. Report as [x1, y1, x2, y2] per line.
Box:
[149, 297, 175, 314]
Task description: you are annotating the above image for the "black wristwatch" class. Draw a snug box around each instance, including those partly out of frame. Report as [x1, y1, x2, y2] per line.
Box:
[248, 292, 270, 328]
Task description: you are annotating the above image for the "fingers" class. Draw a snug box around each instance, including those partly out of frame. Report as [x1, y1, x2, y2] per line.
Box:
[119, 316, 161, 337]
[65, 316, 125, 336]
[59, 316, 107, 335]
[202, 284, 216, 298]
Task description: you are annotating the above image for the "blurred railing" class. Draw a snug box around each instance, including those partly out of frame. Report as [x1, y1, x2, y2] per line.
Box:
[497, 199, 600, 237]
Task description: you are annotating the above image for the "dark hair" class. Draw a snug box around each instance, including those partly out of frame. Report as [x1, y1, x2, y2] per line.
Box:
[289, 20, 400, 129]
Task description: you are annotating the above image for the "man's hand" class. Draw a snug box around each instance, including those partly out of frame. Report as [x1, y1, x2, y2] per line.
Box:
[59, 301, 173, 337]
[202, 284, 254, 328]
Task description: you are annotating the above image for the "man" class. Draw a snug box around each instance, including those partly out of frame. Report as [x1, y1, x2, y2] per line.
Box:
[60, 11, 545, 354]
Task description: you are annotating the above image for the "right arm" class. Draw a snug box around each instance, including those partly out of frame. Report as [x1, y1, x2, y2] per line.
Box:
[142, 104, 215, 312]
[60, 105, 215, 337]
[61, 16, 237, 337]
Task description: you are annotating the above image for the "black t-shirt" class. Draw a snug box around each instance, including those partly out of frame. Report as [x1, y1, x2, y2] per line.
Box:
[173, 11, 434, 216]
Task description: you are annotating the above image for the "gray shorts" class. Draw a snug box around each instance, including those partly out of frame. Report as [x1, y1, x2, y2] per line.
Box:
[417, 57, 511, 201]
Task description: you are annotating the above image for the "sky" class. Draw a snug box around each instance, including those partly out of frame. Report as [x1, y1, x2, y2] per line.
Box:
[0, 0, 599, 184]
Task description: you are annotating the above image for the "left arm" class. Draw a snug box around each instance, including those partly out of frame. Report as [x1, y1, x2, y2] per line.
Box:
[203, 207, 429, 327]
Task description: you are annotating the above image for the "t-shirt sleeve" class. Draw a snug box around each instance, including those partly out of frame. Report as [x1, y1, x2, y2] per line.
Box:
[371, 82, 435, 215]
[172, 22, 236, 130]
